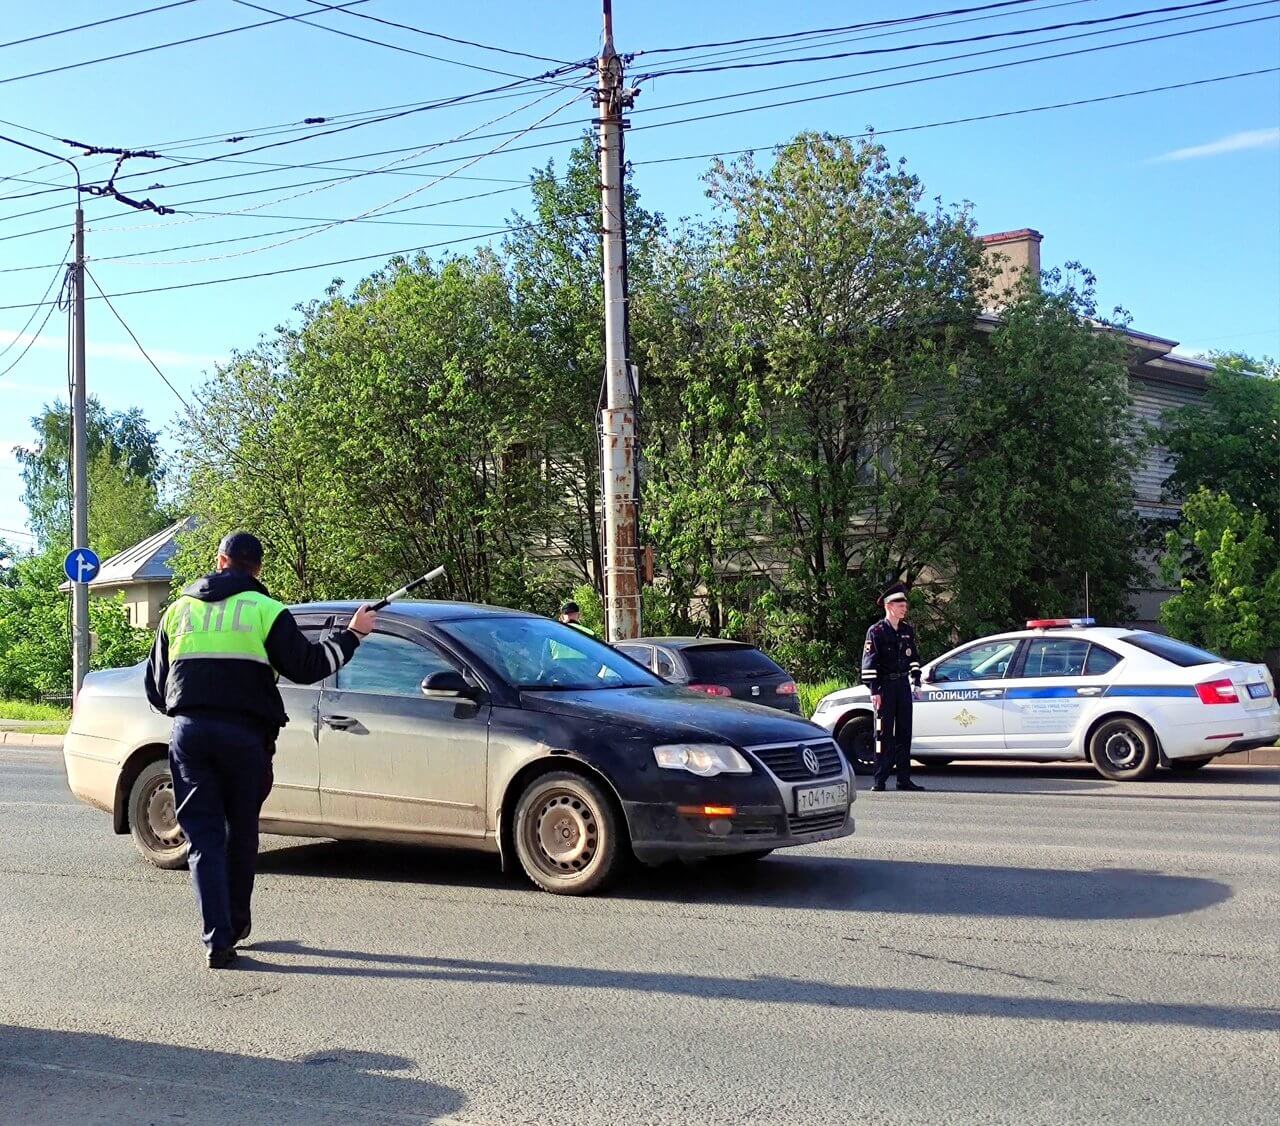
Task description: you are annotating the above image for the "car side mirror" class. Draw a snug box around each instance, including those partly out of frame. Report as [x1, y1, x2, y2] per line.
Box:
[421, 670, 472, 700]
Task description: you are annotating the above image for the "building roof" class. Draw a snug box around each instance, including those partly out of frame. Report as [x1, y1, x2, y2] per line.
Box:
[60, 517, 194, 592]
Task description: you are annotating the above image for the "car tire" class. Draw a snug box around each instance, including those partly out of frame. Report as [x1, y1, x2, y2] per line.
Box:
[513, 771, 624, 896]
[1089, 717, 1159, 782]
[128, 759, 189, 869]
[914, 756, 954, 768]
[1168, 756, 1214, 771]
[836, 715, 876, 775]
[707, 849, 774, 865]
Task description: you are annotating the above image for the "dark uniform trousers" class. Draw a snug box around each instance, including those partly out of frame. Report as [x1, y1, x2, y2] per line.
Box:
[169, 714, 272, 951]
[875, 678, 914, 786]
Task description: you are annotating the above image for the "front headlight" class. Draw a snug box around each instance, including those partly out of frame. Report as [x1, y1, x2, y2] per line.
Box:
[653, 743, 752, 777]
[812, 698, 834, 715]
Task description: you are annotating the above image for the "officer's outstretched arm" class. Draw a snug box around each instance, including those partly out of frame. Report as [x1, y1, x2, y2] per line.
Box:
[144, 617, 170, 713]
[265, 610, 361, 685]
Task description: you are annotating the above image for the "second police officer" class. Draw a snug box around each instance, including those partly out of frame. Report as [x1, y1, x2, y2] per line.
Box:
[860, 581, 927, 792]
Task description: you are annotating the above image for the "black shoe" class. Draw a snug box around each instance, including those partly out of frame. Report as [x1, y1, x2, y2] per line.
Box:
[207, 947, 238, 970]
[871, 782, 886, 791]
[895, 780, 926, 791]
[234, 922, 251, 947]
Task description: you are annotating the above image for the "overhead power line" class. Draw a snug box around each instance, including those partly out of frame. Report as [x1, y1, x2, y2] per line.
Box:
[0, 0, 200, 51]
[0, 252, 69, 362]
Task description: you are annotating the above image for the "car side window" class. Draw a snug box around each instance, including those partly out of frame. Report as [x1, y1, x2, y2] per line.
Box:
[932, 641, 1019, 683]
[655, 649, 676, 678]
[616, 643, 654, 670]
[1022, 638, 1091, 679]
[1084, 644, 1121, 676]
[336, 631, 456, 697]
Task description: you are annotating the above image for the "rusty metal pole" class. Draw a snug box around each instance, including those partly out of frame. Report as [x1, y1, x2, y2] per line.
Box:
[598, 0, 640, 642]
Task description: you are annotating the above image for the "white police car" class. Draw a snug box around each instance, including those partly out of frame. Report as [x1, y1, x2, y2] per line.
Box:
[811, 620, 1279, 782]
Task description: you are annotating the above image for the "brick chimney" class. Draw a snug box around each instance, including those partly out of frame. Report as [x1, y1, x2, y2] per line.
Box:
[979, 228, 1042, 310]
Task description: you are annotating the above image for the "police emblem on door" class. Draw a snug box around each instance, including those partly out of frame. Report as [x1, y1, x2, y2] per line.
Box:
[954, 708, 978, 728]
[802, 746, 821, 774]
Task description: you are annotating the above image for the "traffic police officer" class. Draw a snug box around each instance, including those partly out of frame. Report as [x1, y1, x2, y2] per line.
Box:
[559, 600, 596, 637]
[861, 582, 926, 792]
[144, 532, 376, 968]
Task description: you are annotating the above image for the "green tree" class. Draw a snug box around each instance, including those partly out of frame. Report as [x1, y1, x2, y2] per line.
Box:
[1159, 488, 1280, 662]
[1161, 353, 1279, 546]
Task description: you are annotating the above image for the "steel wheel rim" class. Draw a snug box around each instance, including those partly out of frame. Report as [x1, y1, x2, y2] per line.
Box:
[854, 730, 875, 769]
[527, 790, 599, 877]
[1103, 729, 1142, 770]
[141, 777, 185, 851]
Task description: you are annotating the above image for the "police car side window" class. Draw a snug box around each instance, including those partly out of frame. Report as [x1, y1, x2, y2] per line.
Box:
[1084, 645, 1121, 675]
[933, 641, 1017, 683]
[1022, 638, 1091, 678]
[337, 632, 456, 697]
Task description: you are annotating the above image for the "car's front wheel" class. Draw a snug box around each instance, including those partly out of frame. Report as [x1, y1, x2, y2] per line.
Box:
[1089, 717, 1159, 782]
[836, 715, 876, 775]
[513, 771, 624, 895]
[128, 759, 189, 869]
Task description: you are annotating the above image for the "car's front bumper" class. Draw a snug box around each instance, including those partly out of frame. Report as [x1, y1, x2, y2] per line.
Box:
[623, 798, 854, 862]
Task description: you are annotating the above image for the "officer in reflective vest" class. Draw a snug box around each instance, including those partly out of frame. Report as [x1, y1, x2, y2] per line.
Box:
[860, 581, 927, 792]
[144, 531, 376, 968]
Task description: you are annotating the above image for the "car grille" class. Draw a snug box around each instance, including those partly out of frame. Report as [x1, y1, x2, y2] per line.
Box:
[749, 740, 843, 781]
[788, 809, 848, 835]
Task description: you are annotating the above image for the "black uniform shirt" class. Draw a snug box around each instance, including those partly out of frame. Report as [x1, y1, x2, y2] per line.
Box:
[860, 618, 922, 691]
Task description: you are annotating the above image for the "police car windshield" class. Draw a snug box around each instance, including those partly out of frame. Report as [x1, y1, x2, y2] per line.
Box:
[1119, 633, 1224, 668]
[439, 617, 661, 691]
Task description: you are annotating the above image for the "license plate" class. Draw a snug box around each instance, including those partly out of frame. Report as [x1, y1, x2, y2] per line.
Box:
[1247, 682, 1271, 699]
[794, 781, 848, 816]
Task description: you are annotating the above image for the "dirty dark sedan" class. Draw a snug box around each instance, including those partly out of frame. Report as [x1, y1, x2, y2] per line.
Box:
[65, 602, 853, 896]
[614, 637, 802, 714]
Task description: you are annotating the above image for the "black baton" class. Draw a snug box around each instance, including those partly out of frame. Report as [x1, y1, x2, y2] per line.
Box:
[368, 565, 446, 611]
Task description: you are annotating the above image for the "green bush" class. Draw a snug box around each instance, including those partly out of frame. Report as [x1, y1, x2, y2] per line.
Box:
[797, 679, 849, 719]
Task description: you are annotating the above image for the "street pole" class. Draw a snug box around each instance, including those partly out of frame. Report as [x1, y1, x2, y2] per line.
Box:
[71, 206, 90, 698]
[598, 0, 641, 643]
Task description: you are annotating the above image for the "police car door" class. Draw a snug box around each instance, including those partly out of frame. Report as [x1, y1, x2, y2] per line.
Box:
[1002, 636, 1120, 754]
[914, 638, 1021, 755]
[317, 626, 489, 838]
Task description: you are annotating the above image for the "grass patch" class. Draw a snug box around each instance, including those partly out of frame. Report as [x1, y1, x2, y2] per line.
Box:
[796, 679, 849, 720]
[0, 700, 71, 723]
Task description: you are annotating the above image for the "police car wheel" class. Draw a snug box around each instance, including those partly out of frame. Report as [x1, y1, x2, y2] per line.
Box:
[128, 759, 189, 869]
[1089, 717, 1158, 782]
[513, 772, 623, 895]
[836, 715, 876, 775]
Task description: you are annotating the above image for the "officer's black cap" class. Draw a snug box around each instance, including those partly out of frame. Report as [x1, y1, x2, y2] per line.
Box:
[218, 531, 264, 568]
[878, 581, 910, 607]
[561, 601, 581, 616]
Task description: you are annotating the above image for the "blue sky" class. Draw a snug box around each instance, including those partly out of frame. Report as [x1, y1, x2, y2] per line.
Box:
[1, 0, 1277, 548]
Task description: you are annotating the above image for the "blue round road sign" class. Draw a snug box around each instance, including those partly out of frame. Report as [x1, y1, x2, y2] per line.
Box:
[64, 548, 101, 584]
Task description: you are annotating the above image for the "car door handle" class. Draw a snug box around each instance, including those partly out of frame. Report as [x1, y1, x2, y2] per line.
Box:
[979, 689, 1003, 698]
[1076, 687, 1103, 696]
[322, 714, 358, 730]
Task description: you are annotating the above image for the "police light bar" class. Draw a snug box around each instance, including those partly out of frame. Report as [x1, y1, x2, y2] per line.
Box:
[1025, 617, 1096, 629]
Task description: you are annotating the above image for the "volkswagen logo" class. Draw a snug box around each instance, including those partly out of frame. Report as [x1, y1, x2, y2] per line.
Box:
[802, 746, 821, 775]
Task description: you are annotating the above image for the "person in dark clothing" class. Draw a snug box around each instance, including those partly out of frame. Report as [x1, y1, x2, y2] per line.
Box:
[860, 582, 927, 792]
[145, 531, 376, 968]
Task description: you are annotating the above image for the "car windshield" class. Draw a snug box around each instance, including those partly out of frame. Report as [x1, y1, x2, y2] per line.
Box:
[1119, 633, 1225, 667]
[439, 617, 662, 690]
[682, 643, 785, 680]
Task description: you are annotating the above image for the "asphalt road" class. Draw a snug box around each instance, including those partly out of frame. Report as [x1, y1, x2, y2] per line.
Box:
[1, 744, 1276, 1126]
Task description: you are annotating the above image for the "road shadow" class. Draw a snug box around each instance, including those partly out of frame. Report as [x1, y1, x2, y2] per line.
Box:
[0, 1025, 464, 1124]
[905, 761, 1280, 797]
[240, 941, 1279, 1034]
[255, 839, 1230, 920]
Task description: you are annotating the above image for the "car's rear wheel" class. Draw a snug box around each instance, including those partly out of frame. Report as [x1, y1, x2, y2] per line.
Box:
[836, 715, 876, 775]
[915, 756, 954, 768]
[1169, 756, 1214, 771]
[128, 759, 188, 869]
[513, 772, 623, 895]
[1089, 717, 1159, 782]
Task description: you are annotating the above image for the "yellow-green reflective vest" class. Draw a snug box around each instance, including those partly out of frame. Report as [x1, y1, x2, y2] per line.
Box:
[163, 590, 287, 667]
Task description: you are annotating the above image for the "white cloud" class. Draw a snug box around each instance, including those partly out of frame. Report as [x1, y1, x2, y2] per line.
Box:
[1150, 127, 1280, 164]
[0, 330, 223, 369]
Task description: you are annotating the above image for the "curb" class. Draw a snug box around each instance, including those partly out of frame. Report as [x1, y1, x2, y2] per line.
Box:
[0, 732, 64, 748]
[1217, 747, 1280, 767]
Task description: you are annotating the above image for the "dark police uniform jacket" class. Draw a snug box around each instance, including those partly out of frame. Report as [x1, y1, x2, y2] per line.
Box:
[860, 618, 923, 693]
[144, 570, 362, 732]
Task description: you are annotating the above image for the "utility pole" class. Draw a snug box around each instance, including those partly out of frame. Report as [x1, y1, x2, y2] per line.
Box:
[597, 0, 641, 642]
[70, 206, 90, 698]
